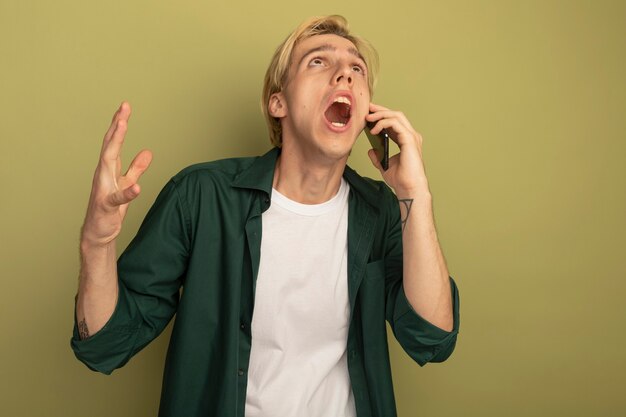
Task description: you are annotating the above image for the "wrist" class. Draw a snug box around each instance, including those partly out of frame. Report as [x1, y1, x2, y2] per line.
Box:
[391, 177, 430, 199]
[79, 220, 119, 251]
[78, 238, 118, 288]
[394, 187, 431, 202]
[79, 232, 116, 255]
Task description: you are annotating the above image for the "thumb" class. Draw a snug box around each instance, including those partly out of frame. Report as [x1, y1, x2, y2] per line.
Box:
[368, 149, 382, 171]
[107, 183, 141, 207]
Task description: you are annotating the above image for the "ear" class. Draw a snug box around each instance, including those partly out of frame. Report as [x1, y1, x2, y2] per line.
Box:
[268, 92, 287, 118]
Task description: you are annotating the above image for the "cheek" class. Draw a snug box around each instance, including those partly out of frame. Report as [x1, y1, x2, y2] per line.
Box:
[358, 89, 371, 113]
[358, 84, 371, 101]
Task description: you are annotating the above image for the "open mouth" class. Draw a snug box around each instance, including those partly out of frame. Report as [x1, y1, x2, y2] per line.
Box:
[324, 96, 352, 128]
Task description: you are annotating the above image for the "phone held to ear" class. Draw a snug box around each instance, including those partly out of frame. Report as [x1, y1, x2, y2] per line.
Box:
[365, 120, 389, 171]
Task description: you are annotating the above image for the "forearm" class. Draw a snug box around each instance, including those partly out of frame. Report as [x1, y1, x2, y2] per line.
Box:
[365, 103, 454, 331]
[398, 189, 453, 332]
[75, 239, 119, 339]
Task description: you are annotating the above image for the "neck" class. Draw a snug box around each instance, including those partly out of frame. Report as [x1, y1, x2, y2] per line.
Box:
[273, 146, 347, 204]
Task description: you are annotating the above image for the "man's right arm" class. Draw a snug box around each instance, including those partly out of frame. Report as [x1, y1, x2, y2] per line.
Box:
[76, 101, 152, 338]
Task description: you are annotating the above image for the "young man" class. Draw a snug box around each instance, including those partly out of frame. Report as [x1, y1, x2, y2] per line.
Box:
[72, 15, 460, 417]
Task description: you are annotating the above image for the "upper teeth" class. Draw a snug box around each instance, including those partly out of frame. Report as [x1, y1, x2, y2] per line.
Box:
[334, 96, 351, 106]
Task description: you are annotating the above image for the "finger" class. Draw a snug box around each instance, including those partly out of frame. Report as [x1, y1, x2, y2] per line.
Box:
[369, 102, 390, 112]
[366, 109, 397, 123]
[103, 102, 132, 145]
[102, 118, 128, 162]
[367, 105, 415, 132]
[106, 183, 141, 207]
[367, 119, 418, 150]
[113, 101, 132, 121]
[367, 110, 412, 131]
[368, 149, 401, 174]
[367, 117, 402, 137]
[368, 116, 418, 146]
[124, 149, 153, 183]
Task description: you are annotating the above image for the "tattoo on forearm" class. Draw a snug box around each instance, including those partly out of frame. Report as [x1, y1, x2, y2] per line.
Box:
[78, 318, 90, 340]
[399, 198, 414, 232]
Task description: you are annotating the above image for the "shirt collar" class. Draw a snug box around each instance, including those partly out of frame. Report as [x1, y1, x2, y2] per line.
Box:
[231, 147, 383, 209]
[231, 147, 280, 195]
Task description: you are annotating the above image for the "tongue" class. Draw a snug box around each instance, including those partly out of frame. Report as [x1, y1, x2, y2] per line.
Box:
[325, 102, 350, 124]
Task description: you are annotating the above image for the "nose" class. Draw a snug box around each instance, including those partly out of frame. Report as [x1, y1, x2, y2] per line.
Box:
[336, 73, 352, 84]
[334, 65, 353, 85]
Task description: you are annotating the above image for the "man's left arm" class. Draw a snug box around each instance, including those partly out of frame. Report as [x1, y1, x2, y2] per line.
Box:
[367, 103, 454, 332]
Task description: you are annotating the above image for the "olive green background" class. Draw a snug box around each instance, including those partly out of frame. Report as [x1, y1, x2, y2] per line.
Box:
[1, 0, 624, 416]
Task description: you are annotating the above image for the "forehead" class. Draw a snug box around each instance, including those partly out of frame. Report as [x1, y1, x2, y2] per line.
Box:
[292, 34, 362, 63]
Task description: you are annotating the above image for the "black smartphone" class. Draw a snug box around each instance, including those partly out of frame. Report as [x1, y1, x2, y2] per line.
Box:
[365, 120, 389, 170]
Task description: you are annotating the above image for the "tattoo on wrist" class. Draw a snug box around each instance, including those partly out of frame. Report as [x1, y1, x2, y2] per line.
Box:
[78, 318, 90, 340]
[399, 198, 414, 232]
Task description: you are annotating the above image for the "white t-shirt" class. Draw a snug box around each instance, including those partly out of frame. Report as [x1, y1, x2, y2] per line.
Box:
[244, 178, 355, 417]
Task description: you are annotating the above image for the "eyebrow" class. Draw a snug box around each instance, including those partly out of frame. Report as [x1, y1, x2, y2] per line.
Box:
[298, 43, 366, 67]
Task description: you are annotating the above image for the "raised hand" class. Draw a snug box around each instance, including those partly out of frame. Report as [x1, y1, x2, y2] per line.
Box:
[75, 102, 152, 338]
[81, 102, 153, 247]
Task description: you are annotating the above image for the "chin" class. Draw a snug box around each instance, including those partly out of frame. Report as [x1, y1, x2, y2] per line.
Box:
[319, 140, 355, 163]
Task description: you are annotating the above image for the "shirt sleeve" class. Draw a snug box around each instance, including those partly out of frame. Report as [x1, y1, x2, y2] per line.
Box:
[387, 276, 460, 366]
[70, 179, 191, 374]
[382, 186, 461, 367]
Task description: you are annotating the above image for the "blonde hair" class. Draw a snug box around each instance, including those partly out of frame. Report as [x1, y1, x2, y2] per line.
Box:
[261, 15, 379, 147]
